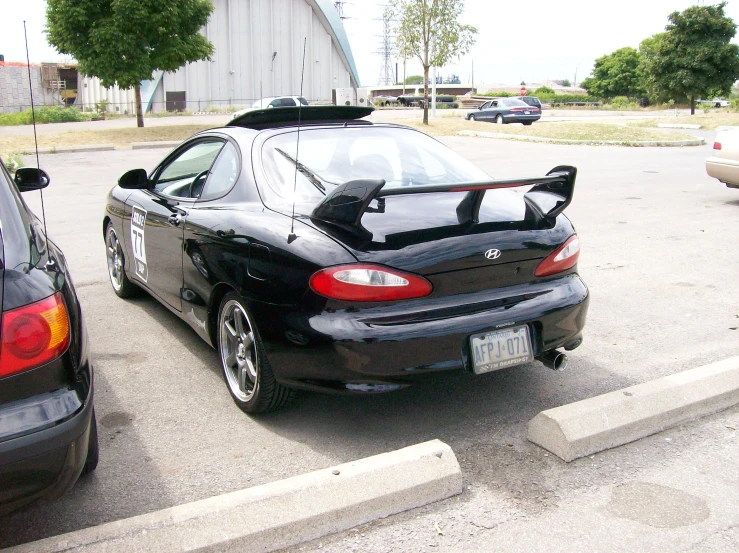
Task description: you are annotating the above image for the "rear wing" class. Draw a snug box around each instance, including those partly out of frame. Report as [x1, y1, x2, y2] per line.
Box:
[311, 165, 577, 241]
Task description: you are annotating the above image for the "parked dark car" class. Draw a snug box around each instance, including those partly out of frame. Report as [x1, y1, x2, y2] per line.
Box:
[467, 97, 541, 125]
[519, 96, 542, 111]
[0, 161, 97, 515]
[103, 105, 588, 414]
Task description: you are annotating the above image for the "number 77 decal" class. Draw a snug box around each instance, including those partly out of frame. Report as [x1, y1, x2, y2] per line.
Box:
[130, 206, 148, 282]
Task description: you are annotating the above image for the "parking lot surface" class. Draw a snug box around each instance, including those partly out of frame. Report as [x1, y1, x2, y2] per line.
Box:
[2, 134, 738, 551]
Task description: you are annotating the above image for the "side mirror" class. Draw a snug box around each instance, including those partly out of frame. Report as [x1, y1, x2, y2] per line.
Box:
[14, 168, 50, 192]
[118, 168, 149, 189]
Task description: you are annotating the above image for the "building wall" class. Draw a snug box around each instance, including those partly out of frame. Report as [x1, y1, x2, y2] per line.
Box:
[0, 63, 57, 114]
[157, 0, 354, 112]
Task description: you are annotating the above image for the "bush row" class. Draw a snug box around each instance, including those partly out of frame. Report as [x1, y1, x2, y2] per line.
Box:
[479, 91, 602, 104]
[0, 106, 88, 126]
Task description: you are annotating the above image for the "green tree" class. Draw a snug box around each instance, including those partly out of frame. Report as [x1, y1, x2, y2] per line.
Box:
[405, 74, 424, 85]
[534, 86, 555, 95]
[641, 2, 739, 115]
[46, 0, 214, 127]
[639, 34, 671, 103]
[579, 47, 644, 98]
[393, 0, 477, 124]
[559, 79, 571, 87]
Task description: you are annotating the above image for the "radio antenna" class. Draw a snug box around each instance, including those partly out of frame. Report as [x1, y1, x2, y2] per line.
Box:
[287, 37, 307, 244]
[23, 20, 49, 245]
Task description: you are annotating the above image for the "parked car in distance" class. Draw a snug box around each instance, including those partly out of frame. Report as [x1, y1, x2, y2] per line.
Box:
[467, 97, 541, 125]
[0, 161, 98, 515]
[519, 96, 542, 111]
[103, 105, 588, 415]
[706, 130, 739, 189]
[699, 98, 731, 108]
[231, 96, 309, 119]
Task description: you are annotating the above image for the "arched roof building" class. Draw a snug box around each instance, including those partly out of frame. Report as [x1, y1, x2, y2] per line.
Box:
[80, 0, 359, 113]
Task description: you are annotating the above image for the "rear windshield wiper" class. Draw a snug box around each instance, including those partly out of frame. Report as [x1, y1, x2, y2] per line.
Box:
[275, 148, 326, 195]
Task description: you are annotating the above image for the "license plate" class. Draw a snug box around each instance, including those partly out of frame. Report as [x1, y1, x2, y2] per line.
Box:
[525, 110, 531, 114]
[470, 325, 533, 375]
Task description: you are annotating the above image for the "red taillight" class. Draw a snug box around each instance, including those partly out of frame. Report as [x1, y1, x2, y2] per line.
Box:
[309, 264, 433, 302]
[510, 107, 526, 113]
[0, 293, 70, 378]
[714, 142, 722, 150]
[534, 235, 581, 277]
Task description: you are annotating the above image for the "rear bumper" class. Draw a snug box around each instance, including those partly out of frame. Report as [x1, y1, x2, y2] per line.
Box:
[264, 273, 588, 391]
[0, 382, 94, 514]
[504, 113, 541, 123]
[706, 157, 739, 186]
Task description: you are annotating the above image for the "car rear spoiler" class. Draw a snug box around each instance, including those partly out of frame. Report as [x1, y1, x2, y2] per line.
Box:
[311, 165, 577, 241]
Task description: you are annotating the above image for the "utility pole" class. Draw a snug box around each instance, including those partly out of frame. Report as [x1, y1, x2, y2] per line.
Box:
[375, 5, 395, 86]
[334, 1, 349, 20]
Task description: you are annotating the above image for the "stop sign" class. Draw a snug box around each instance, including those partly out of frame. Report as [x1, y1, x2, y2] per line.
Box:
[520, 87, 527, 96]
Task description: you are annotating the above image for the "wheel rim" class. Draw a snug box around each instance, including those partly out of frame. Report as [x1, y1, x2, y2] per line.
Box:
[496, 115, 503, 124]
[105, 227, 124, 292]
[219, 299, 258, 402]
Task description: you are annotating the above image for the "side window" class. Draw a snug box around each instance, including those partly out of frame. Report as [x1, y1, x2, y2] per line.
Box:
[153, 141, 224, 198]
[281, 98, 297, 107]
[491, 101, 498, 107]
[199, 142, 240, 201]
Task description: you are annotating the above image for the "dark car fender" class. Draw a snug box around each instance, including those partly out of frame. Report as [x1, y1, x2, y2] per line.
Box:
[181, 204, 357, 348]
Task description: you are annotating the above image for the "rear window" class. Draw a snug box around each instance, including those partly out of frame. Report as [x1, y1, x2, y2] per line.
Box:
[259, 126, 490, 212]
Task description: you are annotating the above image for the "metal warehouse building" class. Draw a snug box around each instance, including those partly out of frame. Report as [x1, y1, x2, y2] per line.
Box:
[79, 0, 360, 113]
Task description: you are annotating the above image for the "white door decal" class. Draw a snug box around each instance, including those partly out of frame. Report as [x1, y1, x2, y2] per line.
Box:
[130, 206, 148, 282]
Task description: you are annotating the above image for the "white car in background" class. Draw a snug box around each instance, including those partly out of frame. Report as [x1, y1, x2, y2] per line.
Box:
[699, 98, 731, 108]
[706, 130, 739, 189]
[231, 96, 309, 119]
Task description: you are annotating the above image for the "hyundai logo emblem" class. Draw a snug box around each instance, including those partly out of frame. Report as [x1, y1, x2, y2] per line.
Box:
[485, 249, 501, 260]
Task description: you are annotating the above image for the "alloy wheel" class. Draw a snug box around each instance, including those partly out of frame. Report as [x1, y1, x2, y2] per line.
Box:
[105, 227, 124, 292]
[219, 299, 258, 402]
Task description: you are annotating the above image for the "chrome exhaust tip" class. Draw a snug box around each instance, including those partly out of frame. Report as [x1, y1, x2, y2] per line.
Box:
[538, 349, 568, 371]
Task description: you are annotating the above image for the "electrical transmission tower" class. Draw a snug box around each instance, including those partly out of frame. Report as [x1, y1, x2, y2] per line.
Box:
[375, 5, 395, 86]
[334, 1, 349, 20]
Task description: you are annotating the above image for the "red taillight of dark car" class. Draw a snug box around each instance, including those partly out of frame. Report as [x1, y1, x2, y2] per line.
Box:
[534, 235, 581, 277]
[310, 264, 433, 302]
[0, 292, 70, 378]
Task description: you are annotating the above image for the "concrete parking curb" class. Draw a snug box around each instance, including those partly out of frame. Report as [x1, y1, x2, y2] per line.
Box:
[3, 440, 462, 553]
[131, 141, 182, 150]
[23, 144, 116, 154]
[528, 356, 739, 462]
[457, 130, 705, 147]
[657, 123, 702, 129]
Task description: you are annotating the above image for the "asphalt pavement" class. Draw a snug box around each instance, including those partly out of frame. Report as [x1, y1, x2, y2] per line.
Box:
[1, 133, 738, 551]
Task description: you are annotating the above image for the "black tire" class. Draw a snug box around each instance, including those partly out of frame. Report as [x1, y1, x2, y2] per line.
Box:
[81, 409, 99, 475]
[105, 222, 138, 298]
[495, 114, 504, 125]
[523, 121, 533, 126]
[217, 292, 294, 414]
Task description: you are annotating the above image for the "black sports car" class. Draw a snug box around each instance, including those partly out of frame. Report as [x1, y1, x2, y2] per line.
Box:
[104, 106, 588, 413]
[0, 161, 97, 514]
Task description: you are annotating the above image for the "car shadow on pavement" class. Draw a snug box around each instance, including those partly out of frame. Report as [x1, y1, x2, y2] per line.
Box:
[0, 369, 172, 549]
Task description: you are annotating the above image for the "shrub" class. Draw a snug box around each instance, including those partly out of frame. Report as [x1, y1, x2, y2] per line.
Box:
[0, 106, 86, 126]
[534, 86, 555, 95]
[611, 96, 630, 109]
[3, 153, 23, 173]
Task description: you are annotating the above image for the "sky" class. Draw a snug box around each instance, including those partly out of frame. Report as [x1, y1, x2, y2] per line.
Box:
[3, 0, 739, 87]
